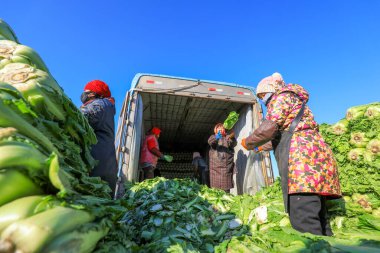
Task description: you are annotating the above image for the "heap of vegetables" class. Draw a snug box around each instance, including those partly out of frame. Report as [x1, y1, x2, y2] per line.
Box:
[320, 103, 379, 200]
[319, 102, 380, 242]
[0, 19, 132, 252]
[120, 177, 379, 252]
[320, 103, 380, 196]
[120, 178, 247, 252]
[121, 104, 380, 252]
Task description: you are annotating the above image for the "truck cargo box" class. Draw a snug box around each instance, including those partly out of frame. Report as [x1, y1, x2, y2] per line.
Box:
[115, 74, 273, 196]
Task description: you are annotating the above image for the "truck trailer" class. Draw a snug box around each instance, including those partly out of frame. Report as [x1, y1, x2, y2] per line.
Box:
[115, 74, 274, 197]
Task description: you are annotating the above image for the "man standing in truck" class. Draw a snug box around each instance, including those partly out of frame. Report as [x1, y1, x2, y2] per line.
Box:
[208, 123, 237, 193]
[139, 127, 173, 180]
[80, 80, 118, 196]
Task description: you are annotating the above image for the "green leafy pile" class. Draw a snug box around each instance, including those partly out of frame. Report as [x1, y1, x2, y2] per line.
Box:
[319, 102, 380, 200]
[317, 102, 380, 246]
[119, 103, 380, 252]
[0, 19, 134, 252]
[119, 178, 380, 252]
[120, 178, 248, 252]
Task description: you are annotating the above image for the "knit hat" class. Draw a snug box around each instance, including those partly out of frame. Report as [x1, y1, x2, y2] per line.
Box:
[193, 152, 201, 159]
[84, 80, 111, 98]
[256, 72, 285, 96]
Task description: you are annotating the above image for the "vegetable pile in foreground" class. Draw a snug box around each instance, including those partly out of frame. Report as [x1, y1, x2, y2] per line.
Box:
[117, 102, 380, 252]
[119, 177, 380, 252]
[0, 19, 133, 252]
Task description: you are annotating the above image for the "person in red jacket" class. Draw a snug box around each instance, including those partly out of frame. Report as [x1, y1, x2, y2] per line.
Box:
[139, 127, 173, 180]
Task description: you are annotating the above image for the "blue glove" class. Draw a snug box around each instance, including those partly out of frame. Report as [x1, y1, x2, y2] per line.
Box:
[215, 131, 222, 140]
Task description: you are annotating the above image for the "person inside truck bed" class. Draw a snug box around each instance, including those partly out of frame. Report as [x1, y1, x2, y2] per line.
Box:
[208, 123, 237, 193]
[192, 152, 209, 186]
[80, 80, 118, 196]
[241, 72, 341, 236]
[139, 127, 173, 180]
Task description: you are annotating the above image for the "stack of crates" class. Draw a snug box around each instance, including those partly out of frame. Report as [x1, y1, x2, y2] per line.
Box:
[157, 152, 195, 179]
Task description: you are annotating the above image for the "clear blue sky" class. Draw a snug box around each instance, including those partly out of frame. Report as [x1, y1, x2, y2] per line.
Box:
[3, 1, 380, 124]
[3, 0, 380, 176]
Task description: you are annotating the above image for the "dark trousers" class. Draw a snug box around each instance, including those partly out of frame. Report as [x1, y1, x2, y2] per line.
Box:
[142, 166, 155, 180]
[197, 166, 210, 186]
[289, 194, 332, 236]
[154, 168, 161, 177]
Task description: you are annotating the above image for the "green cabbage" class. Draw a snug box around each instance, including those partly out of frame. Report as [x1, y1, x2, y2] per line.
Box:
[223, 111, 239, 130]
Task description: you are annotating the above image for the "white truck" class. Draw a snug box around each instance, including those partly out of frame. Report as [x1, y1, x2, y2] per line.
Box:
[115, 73, 273, 197]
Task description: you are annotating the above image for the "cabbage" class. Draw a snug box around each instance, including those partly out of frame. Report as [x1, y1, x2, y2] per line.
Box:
[223, 111, 239, 130]
[346, 104, 369, 121]
[365, 104, 380, 119]
[349, 132, 370, 148]
[328, 119, 349, 135]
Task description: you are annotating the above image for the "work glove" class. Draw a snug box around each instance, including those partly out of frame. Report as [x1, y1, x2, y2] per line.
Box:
[163, 155, 173, 162]
[241, 138, 263, 152]
[241, 138, 248, 150]
[215, 131, 222, 140]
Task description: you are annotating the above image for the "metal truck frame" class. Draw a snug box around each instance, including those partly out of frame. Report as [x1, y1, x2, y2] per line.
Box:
[114, 73, 274, 199]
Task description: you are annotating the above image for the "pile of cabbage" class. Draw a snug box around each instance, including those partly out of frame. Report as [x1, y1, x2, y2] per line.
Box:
[120, 103, 380, 252]
[120, 177, 379, 252]
[0, 19, 132, 252]
[320, 102, 380, 196]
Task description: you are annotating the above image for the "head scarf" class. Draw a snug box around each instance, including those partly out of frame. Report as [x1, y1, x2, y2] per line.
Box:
[84, 80, 115, 104]
[193, 152, 201, 159]
[256, 72, 285, 96]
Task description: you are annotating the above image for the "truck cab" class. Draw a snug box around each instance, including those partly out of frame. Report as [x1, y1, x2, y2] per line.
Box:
[115, 73, 273, 196]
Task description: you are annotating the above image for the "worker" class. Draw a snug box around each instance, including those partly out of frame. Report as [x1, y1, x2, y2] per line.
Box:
[208, 123, 237, 193]
[241, 72, 341, 236]
[139, 127, 173, 180]
[192, 152, 209, 186]
[80, 80, 118, 196]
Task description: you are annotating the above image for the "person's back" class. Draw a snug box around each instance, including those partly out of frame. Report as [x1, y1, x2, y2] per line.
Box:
[80, 80, 118, 196]
[192, 152, 209, 185]
[82, 98, 116, 141]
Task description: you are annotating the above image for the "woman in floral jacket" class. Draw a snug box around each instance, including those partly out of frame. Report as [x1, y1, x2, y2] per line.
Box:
[241, 73, 341, 236]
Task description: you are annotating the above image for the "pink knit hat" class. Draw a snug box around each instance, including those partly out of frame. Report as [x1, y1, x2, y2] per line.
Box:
[256, 72, 285, 95]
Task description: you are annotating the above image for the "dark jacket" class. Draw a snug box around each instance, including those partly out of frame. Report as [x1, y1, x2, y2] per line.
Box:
[192, 157, 208, 170]
[81, 98, 117, 193]
[208, 134, 237, 190]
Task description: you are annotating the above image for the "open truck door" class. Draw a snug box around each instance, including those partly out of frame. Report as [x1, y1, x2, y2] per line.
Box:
[115, 74, 274, 198]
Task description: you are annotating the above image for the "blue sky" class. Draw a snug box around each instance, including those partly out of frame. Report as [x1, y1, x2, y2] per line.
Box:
[3, 1, 380, 178]
[3, 1, 380, 124]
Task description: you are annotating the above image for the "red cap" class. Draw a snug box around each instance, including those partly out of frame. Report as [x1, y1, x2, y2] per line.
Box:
[151, 127, 161, 136]
[84, 80, 111, 98]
